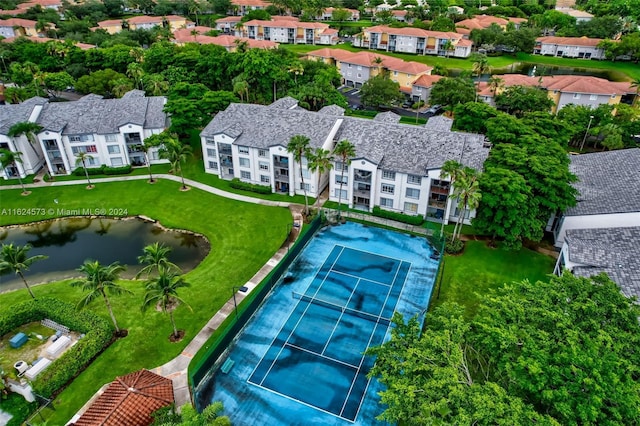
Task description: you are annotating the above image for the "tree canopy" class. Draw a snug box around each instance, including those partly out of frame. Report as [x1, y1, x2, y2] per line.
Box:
[368, 273, 640, 425]
[429, 77, 476, 107]
[359, 74, 404, 109]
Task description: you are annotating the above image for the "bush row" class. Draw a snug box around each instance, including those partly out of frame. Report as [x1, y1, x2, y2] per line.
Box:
[372, 206, 424, 226]
[72, 164, 132, 176]
[445, 237, 465, 255]
[229, 178, 272, 194]
[0, 298, 113, 398]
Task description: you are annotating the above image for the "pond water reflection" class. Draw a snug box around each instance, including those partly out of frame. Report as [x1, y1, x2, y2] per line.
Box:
[0, 217, 210, 292]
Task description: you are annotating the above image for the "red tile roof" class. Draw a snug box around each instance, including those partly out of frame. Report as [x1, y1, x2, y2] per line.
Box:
[72, 370, 174, 426]
[231, 0, 269, 6]
[485, 74, 634, 96]
[216, 16, 242, 23]
[365, 25, 462, 40]
[412, 74, 443, 88]
[0, 18, 38, 27]
[1, 36, 93, 49]
[535, 35, 606, 47]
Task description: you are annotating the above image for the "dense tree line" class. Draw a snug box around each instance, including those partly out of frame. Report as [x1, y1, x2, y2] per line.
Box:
[1, 38, 347, 135]
[368, 273, 640, 425]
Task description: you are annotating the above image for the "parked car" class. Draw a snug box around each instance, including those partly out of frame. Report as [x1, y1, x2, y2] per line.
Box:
[426, 104, 443, 115]
[401, 100, 413, 108]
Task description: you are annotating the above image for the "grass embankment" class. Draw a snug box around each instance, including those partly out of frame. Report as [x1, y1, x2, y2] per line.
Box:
[0, 179, 292, 423]
[431, 240, 556, 319]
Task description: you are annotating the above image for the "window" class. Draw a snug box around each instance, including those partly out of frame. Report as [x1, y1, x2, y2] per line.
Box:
[381, 183, 394, 194]
[206, 138, 215, 145]
[407, 174, 422, 185]
[110, 158, 123, 166]
[589, 94, 598, 100]
[107, 145, 120, 154]
[71, 145, 97, 154]
[380, 197, 393, 208]
[238, 146, 250, 154]
[302, 169, 311, 179]
[393, 71, 398, 76]
[335, 174, 348, 184]
[357, 73, 362, 78]
[334, 189, 347, 199]
[239, 158, 250, 167]
[259, 161, 269, 171]
[335, 161, 348, 172]
[241, 171, 251, 180]
[300, 182, 310, 191]
[207, 148, 216, 157]
[416, 87, 422, 92]
[406, 188, 420, 199]
[258, 149, 268, 157]
[105, 134, 117, 143]
[404, 202, 418, 213]
[573, 93, 581, 99]
[69, 134, 94, 143]
[208, 161, 218, 170]
[260, 174, 270, 184]
[357, 65, 362, 70]
[382, 170, 395, 180]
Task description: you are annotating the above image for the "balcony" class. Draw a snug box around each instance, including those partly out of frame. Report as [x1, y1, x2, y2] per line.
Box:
[428, 200, 447, 209]
[430, 186, 449, 195]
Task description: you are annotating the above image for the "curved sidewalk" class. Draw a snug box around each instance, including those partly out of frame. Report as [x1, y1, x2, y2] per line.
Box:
[0, 174, 294, 207]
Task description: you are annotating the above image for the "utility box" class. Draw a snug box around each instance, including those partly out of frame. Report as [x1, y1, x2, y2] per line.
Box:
[9, 332, 28, 349]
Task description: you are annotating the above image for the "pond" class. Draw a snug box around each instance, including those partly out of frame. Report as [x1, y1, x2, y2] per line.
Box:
[0, 217, 210, 293]
[494, 62, 623, 81]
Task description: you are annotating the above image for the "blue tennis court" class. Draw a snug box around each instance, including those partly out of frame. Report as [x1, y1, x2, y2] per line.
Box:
[248, 245, 410, 421]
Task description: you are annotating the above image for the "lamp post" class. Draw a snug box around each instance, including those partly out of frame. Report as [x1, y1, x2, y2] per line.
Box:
[231, 286, 248, 319]
[580, 115, 595, 151]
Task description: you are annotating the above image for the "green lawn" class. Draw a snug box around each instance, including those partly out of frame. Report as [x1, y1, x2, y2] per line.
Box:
[0, 180, 292, 423]
[431, 240, 556, 319]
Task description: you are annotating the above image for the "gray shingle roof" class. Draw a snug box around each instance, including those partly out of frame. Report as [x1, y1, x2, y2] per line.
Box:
[0, 97, 48, 134]
[318, 105, 345, 116]
[566, 226, 640, 301]
[36, 91, 167, 135]
[373, 111, 401, 123]
[565, 148, 640, 216]
[201, 103, 490, 175]
[424, 116, 453, 132]
[201, 103, 339, 149]
[269, 96, 299, 110]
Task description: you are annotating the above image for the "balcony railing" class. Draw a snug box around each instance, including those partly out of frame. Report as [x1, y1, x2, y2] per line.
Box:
[430, 186, 449, 195]
[428, 200, 447, 209]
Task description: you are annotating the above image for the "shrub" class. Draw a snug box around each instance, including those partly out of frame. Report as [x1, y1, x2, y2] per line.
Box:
[72, 164, 132, 177]
[372, 206, 424, 226]
[445, 237, 465, 254]
[229, 178, 272, 194]
[0, 298, 113, 398]
[0, 393, 37, 426]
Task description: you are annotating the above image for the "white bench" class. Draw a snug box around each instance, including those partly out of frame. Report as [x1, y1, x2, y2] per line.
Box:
[24, 358, 52, 380]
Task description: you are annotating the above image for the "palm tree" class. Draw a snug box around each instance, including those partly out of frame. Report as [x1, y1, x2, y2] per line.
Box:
[451, 167, 481, 242]
[332, 139, 355, 216]
[471, 54, 491, 102]
[127, 62, 144, 90]
[75, 151, 95, 188]
[307, 147, 333, 208]
[159, 138, 192, 190]
[142, 73, 169, 96]
[71, 261, 132, 334]
[232, 75, 249, 102]
[439, 160, 463, 237]
[442, 39, 455, 59]
[7, 121, 43, 158]
[136, 242, 181, 279]
[141, 269, 192, 340]
[630, 78, 640, 105]
[287, 135, 312, 216]
[488, 76, 504, 97]
[0, 243, 48, 299]
[0, 149, 28, 194]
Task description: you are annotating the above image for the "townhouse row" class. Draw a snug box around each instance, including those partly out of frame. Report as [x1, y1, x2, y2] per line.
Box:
[200, 97, 489, 226]
[0, 90, 168, 180]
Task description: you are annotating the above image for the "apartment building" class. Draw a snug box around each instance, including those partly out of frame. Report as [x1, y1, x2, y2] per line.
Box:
[353, 25, 472, 58]
[95, 15, 189, 34]
[172, 27, 277, 50]
[0, 91, 169, 178]
[317, 7, 360, 21]
[0, 18, 41, 38]
[236, 18, 338, 45]
[0, 97, 48, 179]
[455, 14, 527, 38]
[200, 98, 489, 225]
[230, 0, 269, 16]
[476, 74, 636, 113]
[305, 49, 433, 90]
[533, 36, 609, 59]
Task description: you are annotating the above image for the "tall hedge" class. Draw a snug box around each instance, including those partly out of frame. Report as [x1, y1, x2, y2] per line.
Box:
[0, 298, 113, 398]
[372, 206, 424, 226]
